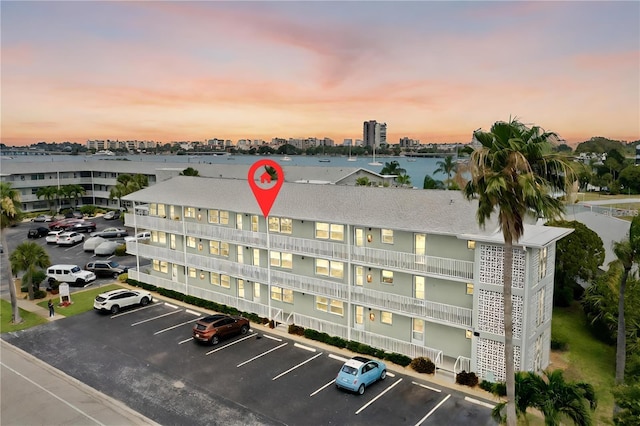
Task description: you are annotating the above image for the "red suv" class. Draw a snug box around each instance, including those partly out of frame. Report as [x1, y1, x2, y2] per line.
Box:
[192, 314, 250, 345]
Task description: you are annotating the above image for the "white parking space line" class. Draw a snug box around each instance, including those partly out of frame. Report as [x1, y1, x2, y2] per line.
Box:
[164, 302, 179, 309]
[110, 303, 159, 318]
[130, 310, 182, 326]
[185, 309, 201, 316]
[328, 354, 348, 363]
[414, 394, 451, 426]
[205, 333, 257, 355]
[310, 379, 336, 397]
[237, 343, 288, 367]
[262, 334, 282, 342]
[179, 337, 194, 344]
[355, 378, 403, 415]
[412, 381, 441, 393]
[272, 352, 323, 381]
[153, 318, 203, 335]
[465, 396, 495, 409]
[293, 343, 316, 352]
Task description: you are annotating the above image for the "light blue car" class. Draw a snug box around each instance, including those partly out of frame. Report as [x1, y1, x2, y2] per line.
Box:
[335, 356, 387, 395]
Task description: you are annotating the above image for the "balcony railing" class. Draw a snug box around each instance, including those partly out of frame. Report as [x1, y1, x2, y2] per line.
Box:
[350, 329, 443, 365]
[352, 288, 472, 328]
[269, 234, 350, 261]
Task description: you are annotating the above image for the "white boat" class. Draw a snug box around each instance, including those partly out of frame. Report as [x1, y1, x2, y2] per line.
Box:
[407, 158, 417, 162]
[368, 145, 382, 166]
[347, 157, 357, 162]
[93, 150, 115, 156]
[280, 156, 291, 162]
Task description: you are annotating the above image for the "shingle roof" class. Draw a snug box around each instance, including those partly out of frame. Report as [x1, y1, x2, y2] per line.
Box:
[124, 175, 572, 246]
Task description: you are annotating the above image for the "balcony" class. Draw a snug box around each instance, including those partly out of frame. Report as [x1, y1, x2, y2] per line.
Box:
[351, 288, 472, 328]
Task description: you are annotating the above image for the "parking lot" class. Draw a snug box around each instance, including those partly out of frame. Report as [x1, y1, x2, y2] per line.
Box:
[1, 216, 148, 297]
[3, 299, 496, 425]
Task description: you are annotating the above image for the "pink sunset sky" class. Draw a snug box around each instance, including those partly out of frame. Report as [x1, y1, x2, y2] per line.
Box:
[2, 1, 639, 147]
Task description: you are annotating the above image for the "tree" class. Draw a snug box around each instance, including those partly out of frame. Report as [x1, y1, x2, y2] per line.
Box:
[355, 177, 371, 186]
[423, 175, 445, 190]
[66, 184, 86, 208]
[492, 370, 597, 426]
[434, 156, 457, 189]
[463, 118, 575, 426]
[10, 242, 51, 300]
[395, 174, 412, 187]
[110, 174, 149, 210]
[619, 166, 640, 194]
[35, 186, 59, 213]
[380, 160, 406, 176]
[180, 167, 200, 177]
[1, 182, 23, 322]
[613, 384, 640, 425]
[545, 220, 605, 306]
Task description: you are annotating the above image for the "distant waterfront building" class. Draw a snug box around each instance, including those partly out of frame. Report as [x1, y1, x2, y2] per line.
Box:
[399, 137, 420, 148]
[363, 120, 387, 148]
[636, 145, 640, 165]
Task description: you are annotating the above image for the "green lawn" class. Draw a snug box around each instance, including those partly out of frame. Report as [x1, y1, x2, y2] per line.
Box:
[36, 284, 123, 317]
[0, 299, 48, 333]
[550, 303, 616, 425]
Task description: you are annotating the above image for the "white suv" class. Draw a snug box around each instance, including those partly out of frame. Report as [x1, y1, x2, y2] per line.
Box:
[93, 289, 153, 314]
[46, 264, 96, 287]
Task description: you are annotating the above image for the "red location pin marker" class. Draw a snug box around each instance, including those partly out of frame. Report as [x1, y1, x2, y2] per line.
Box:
[247, 159, 284, 217]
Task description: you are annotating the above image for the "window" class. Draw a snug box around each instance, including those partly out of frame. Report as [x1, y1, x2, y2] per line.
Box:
[269, 217, 293, 234]
[185, 207, 196, 218]
[169, 234, 175, 249]
[210, 240, 220, 255]
[271, 286, 293, 303]
[159, 261, 168, 273]
[315, 222, 329, 239]
[157, 204, 166, 218]
[316, 223, 344, 241]
[466, 330, 473, 339]
[188, 267, 196, 278]
[220, 210, 229, 225]
[537, 287, 545, 326]
[270, 251, 281, 267]
[355, 306, 364, 325]
[381, 311, 393, 324]
[238, 279, 245, 298]
[355, 266, 364, 286]
[151, 231, 167, 244]
[381, 229, 394, 244]
[268, 217, 280, 232]
[355, 228, 364, 247]
[210, 273, 220, 286]
[152, 259, 160, 271]
[237, 245, 244, 264]
[412, 318, 424, 341]
[251, 215, 259, 232]
[220, 242, 229, 257]
[315, 296, 344, 316]
[414, 276, 425, 299]
[150, 203, 157, 216]
[381, 270, 393, 284]
[253, 248, 260, 266]
[538, 247, 548, 279]
[221, 274, 230, 288]
[466, 283, 474, 295]
[415, 234, 426, 257]
[281, 252, 293, 269]
[467, 240, 476, 250]
[208, 209, 220, 224]
[254, 282, 261, 299]
[236, 213, 243, 230]
[186, 236, 196, 248]
[315, 259, 344, 279]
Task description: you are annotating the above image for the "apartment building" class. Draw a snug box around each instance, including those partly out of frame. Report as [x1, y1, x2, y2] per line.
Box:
[363, 120, 387, 148]
[0, 160, 390, 213]
[123, 176, 571, 382]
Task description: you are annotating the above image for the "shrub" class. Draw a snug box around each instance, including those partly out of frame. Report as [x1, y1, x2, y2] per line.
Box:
[80, 205, 97, 216]
[288, 324, 305, 336]
[385, 352, 412, 367]
[551, 337, 568, 351]
[492, 381, 507, 396]
[410, 357, 435, 374]
[456, 371, 479, 387]
[479, 380, 495, 393]
[34, 289, 48, 299]
[114, 244, 127, 256]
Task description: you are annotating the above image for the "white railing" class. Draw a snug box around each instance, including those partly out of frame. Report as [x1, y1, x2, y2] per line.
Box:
[350, 329, 443, 365]
[185, 222, 266, 247]
[454, 356, 472, 374]
[127, 243, 185, 264]
[125, 214, 184, 234]
[269, 234, 350, 261]
[291, 313, 349, 339]
[352, 246, 474, 281]
[271, 270, 348, 299]
[128, 270, 184, 293]
[352, 288, 472, 328]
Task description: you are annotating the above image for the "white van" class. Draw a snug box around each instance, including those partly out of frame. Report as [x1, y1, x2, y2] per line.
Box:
[46, 264, 97, 287]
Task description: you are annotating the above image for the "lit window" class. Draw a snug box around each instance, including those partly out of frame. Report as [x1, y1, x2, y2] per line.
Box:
[412, 318, 424, 341]
[381, 270, 393, 284]
[283, 289, 293, 303]
[281, 252, 293, 269]
[330, 224, 344, 241]
[221, 242, 229, 257]
[315, 296, 328, 311]
[316, 259, 343, 278]
[537, 287, 545, 326]
[381, 311, 393, 324]
[219, 211, 229, 225]
[157, 204, 166, 218]
[221, 275, 230, 288]
[466, 283, 474, 295]
[210, 240, 220, 255]
[538, 247, 548, 279]
[329, 300, 344, 315]
[251, 215, 259, 232]
[355, 266, 364, 286]
[281, 218, 292, 234]
[355, 229, 364, 247]
[415, 234, 426, 256]
[186, 236, 196, 248]
[236, 213, 243, 230]
[152, 259, 160, 271]
[467, 240, 476, 250]
[159, 261, 168, 273]
[315, 222, 329, 239]
[253, 248, 260, 266]
[238, 279, 245, 298]
[150, 203, 157, 216]
[211, 273, 220, 286]
[185, 207, 196, 218]
[268, 217, 280, 232]
[330, 261, 344, 279]
[168, 233, 174, 249]
[151, 231, 167, 244]
[270, 286, 292, 303]
[381, 229, 394, 244]
[415, 276, 425, 299]
[315, 259, 329, 276]
[270, 251, 281, 267]
[355, 306, 364, 324]
[208, 209, 219, 224]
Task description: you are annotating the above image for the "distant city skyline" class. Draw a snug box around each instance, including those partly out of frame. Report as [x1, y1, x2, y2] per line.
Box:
[2, 1, 638, 147]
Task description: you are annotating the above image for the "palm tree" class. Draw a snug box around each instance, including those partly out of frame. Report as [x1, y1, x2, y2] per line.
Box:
[395, 174, 412, 187]
[35, 186, 59, 213]
[434, 155, 457, 189]
[1, 182, 23, 323]
[10, 242, 51, 301]
[380, 160, 406, 176]
[491, 371, 539, 422]
[464, 118, 575, 426]
[355, 177, 371, 186]
[110, 174, 149, 210]
[180, 167, 200, 176]
[66, 184, 86, 208]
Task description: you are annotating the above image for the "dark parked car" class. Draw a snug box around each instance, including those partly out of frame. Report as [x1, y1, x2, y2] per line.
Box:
[28, 227, 50, 238]
[192, 314, 250, 345]
[68, 221, 97, 233]
[85, 260, 129, 278]
[103, 210, 121, 220]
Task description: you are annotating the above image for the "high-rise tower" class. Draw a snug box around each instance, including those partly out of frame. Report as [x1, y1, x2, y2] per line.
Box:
[363, 120, 387, 148]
